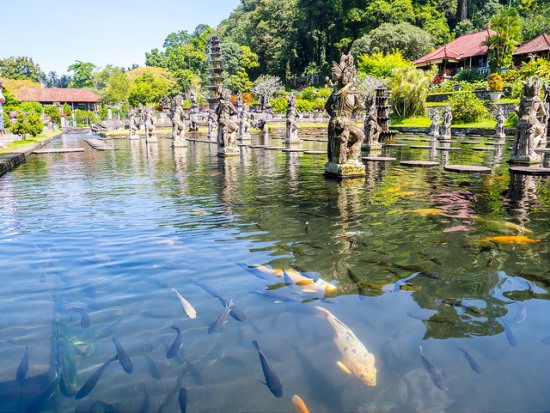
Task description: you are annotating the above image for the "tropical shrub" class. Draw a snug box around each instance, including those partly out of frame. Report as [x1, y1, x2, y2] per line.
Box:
[488, 73, 504, 92]
[388, 66, 434, 117]
[270, 97, 288, 114]
[455, 69, 487, 82]
[44, 105, 61, 124]
[20, 102, 43, 116]
[448, 92, 488, 123]
[11, 112, 44, 138]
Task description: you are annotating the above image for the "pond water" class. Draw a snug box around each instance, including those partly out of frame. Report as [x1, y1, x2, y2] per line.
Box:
[0, 132, 549, 413]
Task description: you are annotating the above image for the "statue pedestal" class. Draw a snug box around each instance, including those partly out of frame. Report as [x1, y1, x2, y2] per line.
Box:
[146, 136, 158, 144]
[324, 161, 366, 178]
[362, 142, 383, 151]
[129, 133, 140, 140]
[509, 154, 542, 165]
[172, 138, 187, 148]
[218, 146, 240, 157]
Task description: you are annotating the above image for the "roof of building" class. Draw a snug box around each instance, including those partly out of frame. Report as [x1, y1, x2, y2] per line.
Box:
[513, 33, 550, 55]
[15, 88, 101, 103]
[414, 29, 495, 67]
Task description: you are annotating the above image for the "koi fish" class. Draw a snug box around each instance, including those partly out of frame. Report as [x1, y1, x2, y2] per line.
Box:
[480, 235, 542, 244]
[179, 387, 187, 413]
[316, 306, 377, 386]
[25, 368, 60, 413]
[209, 300, 233, 333]
[457, 347, 481, 374]
[277, 268, 337, 293]
[292, 395, 310, 413]
[252, 340, 283, 398]
[172, 288, 197, 319]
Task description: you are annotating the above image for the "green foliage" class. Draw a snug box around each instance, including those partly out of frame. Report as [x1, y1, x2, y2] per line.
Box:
[0, 56, 45, 83]
[351, 23, 434, 60]
[388, 66, 434, 117]
[448, 91, 488, 123]
[63, 103, 72, 118]
[128, 72, 171, 106]
[505, 111, 518, 128]
[455, 69, 487, 82]
[20, 102, 43, 116]
[300, 87, 317, 101]
[74, 110, 100, 126]
[11, 112, 44, 139]
[358, 51, 413, 79]
[270, 97, 288, 114]
[68, 61, 96, 88]
[317, 87, 332, 99]
[44, 105, 61, 124]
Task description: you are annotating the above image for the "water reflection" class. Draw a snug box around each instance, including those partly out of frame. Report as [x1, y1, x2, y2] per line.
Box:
[506, 172, 542, 225]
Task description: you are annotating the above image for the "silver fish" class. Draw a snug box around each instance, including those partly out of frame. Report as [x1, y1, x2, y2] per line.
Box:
[75, 355, 117, 400]
[208, 300, 233, 333]
[419, 346, 448, 391]
[502, 320, 517, 347]
[458, 347, 481, 373]
[16, 345, 29, 385]
[113, 336, 133, 373]
[252, 340, 283, 398]
[167, 325, 184, 359]
[514, 302, 526, 323]
[25, 367, 60, 413]
[172, 288, 197, 319]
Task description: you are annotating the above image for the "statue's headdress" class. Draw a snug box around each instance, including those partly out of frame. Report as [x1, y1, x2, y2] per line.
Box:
[332, 54, 356, 85]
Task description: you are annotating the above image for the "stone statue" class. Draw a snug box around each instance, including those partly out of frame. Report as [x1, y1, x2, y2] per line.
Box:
[440, 106, 452, 139]
[144, 106, 157, 143]
[216, 87, 239, 156]
[543, 84, 550, 142]
[189, 95, 199, 132]
[239, 103, 252, 141]
[169, 94, 186, 146]
[128, 108, 141, 140]
[285, 93, 300, 144]
[494, 106, 506, 141]
[324, 54, 366, 177]
[429, 110, 440, 138]
[510, 77, 547, 164]
[236, 91, 243, 113]
[207, 108, 218, 139]
[363, 95, 382, 149]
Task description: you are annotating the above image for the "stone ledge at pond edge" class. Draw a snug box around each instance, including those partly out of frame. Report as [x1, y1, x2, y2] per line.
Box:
[0, 134, 62, 177]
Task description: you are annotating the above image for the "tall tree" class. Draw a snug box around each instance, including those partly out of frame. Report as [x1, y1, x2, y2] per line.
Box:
[68, 61, 96, 88]
[0, 56, 45, 83]
[484, 7, 522, 72]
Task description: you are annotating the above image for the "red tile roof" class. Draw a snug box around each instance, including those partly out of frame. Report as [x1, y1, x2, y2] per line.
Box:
[15, 88, 101, 103]
[513, 33, 550, 55]
[414, 29, 495, 66]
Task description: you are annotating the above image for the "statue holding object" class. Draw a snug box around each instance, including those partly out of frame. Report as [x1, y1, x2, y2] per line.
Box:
[169, 94, 187, 147]
[440, 106, 452, 139]
[128, 107, 140, 140]
[285, 93, 300, 144]
[429, 110, 440, 139]
[324, 54, 366, 177]
[363, 95, 382, 150]
[144, 106, 157, 143]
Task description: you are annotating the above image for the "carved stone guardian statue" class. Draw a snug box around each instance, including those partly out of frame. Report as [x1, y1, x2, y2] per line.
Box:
[494, 106, 506, 142]
[170, 94, 187, 147]
[324, 54, 366, 178]
[285, 93, 300, 144]
[216, 87, 239, 156]
[128, 107, 140, 140]
[144, 106, 157, 143]
[239, 104, 252, 141]
[363, 95, 382, 150]
[510, 77, 547, 164]
[440, 106, 452, 140]
[429, 110, 440, 139]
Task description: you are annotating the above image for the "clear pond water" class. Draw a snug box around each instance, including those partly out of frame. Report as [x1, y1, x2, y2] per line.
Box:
[0, 132, 549, 413]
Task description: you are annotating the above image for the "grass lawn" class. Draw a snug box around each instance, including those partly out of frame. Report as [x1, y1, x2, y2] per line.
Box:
[0, 130, 61, 156]
[391, 115, 497, 129]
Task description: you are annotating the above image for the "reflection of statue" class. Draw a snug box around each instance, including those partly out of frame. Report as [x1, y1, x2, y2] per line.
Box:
[510, 78, 546, 164]
[429, 110, 440, 138]
[144, 106, 157, 143]
[363, 96, 381, 149]
[169, 95, 186, 146]
[324, 54, 366, 177]
[440, 106, 452, 139]
[239, 104, 252, 141]
[128, 107, 140, 140]
[543, 84, 550, 144]
[285, 94, 300, 144]
[216, 87, 239, 156]
[494, 107, 506, 140]
[507, 172, 541, 227]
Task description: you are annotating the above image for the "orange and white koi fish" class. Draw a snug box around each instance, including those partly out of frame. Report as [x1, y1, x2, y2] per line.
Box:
[316, 306, 377, 386]
[292, 395, 310, 413]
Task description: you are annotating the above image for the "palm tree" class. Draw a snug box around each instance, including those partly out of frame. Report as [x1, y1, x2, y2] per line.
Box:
[484, 8, 522, 72]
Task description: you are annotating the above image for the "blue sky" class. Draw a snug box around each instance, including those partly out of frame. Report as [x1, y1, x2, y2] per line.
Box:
[2, 0, 241, 75]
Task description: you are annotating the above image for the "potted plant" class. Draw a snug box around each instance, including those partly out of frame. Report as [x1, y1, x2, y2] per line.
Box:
[488, 73, 504, 101]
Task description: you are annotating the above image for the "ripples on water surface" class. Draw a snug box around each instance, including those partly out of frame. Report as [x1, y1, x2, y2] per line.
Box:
[0, 133, 549, 412]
